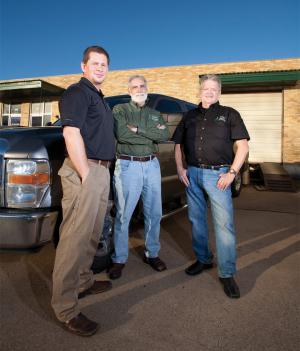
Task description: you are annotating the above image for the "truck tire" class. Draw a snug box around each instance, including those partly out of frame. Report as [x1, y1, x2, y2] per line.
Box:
[231, 171, 242, 197]
[91, 215, 114, 273]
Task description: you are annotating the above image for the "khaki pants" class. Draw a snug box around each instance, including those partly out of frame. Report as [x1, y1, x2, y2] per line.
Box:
[51, 158, 110, 322]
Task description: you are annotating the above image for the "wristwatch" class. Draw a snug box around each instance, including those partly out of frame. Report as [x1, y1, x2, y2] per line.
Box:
[229, 168, 237, 176]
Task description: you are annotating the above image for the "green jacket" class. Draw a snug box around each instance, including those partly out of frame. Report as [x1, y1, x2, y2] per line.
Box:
[113, 100, 170, 156]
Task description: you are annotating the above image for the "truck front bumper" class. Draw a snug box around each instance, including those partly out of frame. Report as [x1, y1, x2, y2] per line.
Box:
[0, 209, 58, 249]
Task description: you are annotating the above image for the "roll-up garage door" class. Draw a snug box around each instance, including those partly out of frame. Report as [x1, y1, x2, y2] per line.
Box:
[219, 93, 282, 163]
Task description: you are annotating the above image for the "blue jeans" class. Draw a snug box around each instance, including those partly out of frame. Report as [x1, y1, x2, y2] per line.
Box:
[112, 157, 162, 263]
[186, 166, 236, 278]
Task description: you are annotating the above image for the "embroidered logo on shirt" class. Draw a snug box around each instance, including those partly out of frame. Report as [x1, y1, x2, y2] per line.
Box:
[150, 115, 160, 122]
[215, 115, 227, 123]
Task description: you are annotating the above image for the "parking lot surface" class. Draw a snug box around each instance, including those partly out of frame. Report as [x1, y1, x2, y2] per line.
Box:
[0, 186, 299, 351]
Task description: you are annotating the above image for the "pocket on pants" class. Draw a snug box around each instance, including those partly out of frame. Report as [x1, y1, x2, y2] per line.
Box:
[81, 166, 94, 186]
[152, 157, 160, 169]
[116, 159, 131, 173]
[58, 164, 81, 186]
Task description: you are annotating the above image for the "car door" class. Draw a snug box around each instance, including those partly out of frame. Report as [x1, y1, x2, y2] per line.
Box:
[151, 97, 186, 204]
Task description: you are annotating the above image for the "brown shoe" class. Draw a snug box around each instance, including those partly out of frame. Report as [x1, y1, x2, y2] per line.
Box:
[108, 263, 125, 280]
[78, 280, 112, 299]
[143, 255, 167, 272]
[62, 313, 98, 336]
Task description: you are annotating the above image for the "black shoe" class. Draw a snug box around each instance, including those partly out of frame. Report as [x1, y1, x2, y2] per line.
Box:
[62, 313, 98, 336]
[219, 277, 240, 299]
[78, 280, 112, 299]
[185, 260, 213, 276]
[108, 263, 125, 280]
[143, 256, 167, 272]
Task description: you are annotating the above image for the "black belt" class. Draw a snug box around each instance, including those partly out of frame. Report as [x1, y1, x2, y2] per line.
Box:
[195, 164, 228, 170]
[117, 155, 156, 162]
[87, 159, 111, 168]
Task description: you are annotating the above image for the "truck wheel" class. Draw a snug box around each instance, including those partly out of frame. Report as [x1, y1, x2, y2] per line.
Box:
[231, 171, 242, 197]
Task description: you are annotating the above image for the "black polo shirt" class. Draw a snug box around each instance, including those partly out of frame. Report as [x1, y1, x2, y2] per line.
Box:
[59, 77, 115, 160]
[172, 101, 250, 166]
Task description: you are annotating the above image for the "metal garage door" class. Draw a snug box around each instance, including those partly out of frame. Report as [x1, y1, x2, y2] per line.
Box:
[219, 93, 282, 163]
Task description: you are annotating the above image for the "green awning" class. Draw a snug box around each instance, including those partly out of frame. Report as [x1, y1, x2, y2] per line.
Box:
[199, 70, 300, 92]
[218, 70, 300, 85]
[0, 80, 65, 102]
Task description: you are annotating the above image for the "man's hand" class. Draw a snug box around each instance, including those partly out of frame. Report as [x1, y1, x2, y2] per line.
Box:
[63, 126, 90, 183]
[177, 167, 190, 187]
[156, 124, 166, 130]
[217, 172, 235, 190]
[81, 167, 90, 184]
[127, 124, 138, 133]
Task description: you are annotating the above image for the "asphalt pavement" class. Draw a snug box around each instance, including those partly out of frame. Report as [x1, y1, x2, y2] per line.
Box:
[0, 185, 299, 351]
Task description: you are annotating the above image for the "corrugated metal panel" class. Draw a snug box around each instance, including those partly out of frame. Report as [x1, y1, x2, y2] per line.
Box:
[219, 93, 282, 163]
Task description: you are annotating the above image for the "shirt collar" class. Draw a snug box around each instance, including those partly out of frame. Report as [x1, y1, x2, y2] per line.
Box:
[80, 77, 104, 97]
[198, 101, 219, 113]
[129, 98, 149, 109]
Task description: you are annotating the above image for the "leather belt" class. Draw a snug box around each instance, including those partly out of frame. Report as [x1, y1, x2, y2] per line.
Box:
[195, 164, 228, 170]
[117, 155, 156, 162]
[87, 159, 111, 168]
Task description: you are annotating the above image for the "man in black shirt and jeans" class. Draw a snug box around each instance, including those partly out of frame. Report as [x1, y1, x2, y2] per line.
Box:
[51, 46, 115, 336]
[173, 74, 249, 298]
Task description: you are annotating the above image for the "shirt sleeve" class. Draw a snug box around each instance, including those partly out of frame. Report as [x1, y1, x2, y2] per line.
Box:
[113, 105, 153, 145]
[229, 108, 250, 141]
[138, 113, 170, 142]
[59, 86, 89, 129]
[171, 113, 187, 144]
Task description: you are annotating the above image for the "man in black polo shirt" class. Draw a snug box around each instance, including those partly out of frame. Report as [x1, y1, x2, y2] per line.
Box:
[51, 46, 115, 336]
[173, 74, 249, 299]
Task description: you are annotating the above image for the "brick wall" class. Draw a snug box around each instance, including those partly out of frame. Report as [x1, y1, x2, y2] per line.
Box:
[41, 58, 300, 103]
[283, 86, 300, 163]
[1, 58, 300, 162]
[20, 103, 30, 126]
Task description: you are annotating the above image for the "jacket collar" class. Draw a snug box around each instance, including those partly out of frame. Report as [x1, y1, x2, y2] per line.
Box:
[198, 101, 219, 113]
[80, 77, 104, 97]
[129, 99, 149, 109]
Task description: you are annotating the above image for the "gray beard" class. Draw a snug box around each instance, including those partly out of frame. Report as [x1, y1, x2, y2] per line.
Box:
[131, 93, 148, 104]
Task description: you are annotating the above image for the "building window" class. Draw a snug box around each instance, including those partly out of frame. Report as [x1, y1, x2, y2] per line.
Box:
[1, 104, 21, 126]
[30, 102, 52, 126]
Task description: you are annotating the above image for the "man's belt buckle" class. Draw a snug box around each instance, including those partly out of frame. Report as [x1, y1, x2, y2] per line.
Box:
[198, 164, 227, 170]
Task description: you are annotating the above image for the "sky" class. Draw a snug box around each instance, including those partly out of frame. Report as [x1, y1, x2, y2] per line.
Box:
[0, 0, 299, 80]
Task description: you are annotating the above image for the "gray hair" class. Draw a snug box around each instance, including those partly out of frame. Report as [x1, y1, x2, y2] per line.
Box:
[128, 75, 147, 87]
[199, 74, 222, 90]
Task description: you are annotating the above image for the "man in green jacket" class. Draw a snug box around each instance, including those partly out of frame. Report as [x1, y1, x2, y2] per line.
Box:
[109, 75, 169, 280]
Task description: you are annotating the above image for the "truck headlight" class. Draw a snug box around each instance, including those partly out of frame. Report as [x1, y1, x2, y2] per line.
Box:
[6, 159, 50, 208]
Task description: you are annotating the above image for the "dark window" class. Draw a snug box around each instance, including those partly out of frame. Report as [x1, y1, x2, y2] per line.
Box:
[155, 99, 182, 114]
[105, 96, 131, 109]
[10, 116, 21, 126]
[2, 116, 9, 126]
[31, 116, 43, 126]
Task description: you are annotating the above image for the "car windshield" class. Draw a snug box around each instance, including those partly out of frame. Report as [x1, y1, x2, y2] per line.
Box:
[105, 95, 131, 109]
